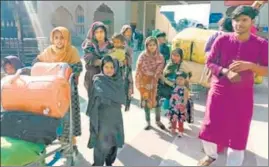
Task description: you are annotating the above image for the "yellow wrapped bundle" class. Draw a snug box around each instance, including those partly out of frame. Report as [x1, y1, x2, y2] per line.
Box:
[171, 27, 263, 85]
[172, 28, 217, 64]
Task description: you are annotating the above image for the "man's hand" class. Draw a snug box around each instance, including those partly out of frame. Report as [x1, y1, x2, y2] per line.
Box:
[221, 67, 241, 83]
[229, 60, 254, 73]
[221, 68, 229, 76]
[227, 70, 241, 83]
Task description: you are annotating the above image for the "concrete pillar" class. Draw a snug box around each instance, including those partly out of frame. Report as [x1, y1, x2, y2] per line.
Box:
[143, 1, 147, 36]
[137, 1, 145, 31]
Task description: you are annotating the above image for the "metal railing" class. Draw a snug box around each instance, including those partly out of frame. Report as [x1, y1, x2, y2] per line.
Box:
[1, 37, 49, 65]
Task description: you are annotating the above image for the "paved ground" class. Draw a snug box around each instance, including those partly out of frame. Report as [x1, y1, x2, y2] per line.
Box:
[51, 51, 268, 166]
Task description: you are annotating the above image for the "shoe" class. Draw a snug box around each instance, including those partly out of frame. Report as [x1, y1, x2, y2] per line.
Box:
[190, 119, 194, 123]
[125, 107, 129, 112]
[144, 125, 152, 130]
[178, 132, 183, 138]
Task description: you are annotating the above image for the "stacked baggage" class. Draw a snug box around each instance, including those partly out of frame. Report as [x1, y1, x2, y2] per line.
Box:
[1, 62, 73, 166]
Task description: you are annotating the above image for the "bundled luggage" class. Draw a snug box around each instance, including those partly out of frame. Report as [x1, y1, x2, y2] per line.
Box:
[1, 111, 60, 145]
[172, 28, 217, 64]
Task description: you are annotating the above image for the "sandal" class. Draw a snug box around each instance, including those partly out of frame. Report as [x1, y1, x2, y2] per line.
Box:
[197, 156, 216, 166]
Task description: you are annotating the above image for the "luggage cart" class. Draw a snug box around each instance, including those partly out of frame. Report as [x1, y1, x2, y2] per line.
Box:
[3, 72, 79, 166]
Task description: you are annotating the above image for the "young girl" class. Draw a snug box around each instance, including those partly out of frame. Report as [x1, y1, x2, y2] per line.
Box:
[168, 71, 189, 137]
[160, 48, 194, 128]
[82, 21, 113, 96]
[34, 26, 82, 145]
[86, 55, 125, 166]
[162, 48, 184, 83]
[120, 25, 133, 49]
[135, 36, 165, 130]
[1, 55, 30, 77]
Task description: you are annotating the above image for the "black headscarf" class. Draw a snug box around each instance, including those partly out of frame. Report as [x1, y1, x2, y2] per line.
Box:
[91, 55, 126, 104]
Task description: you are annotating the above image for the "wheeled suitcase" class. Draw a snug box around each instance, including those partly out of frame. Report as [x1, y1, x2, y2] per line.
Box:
[1, 111, 60, 145]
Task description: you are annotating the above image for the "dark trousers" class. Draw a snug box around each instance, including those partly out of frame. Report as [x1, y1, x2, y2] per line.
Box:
[93, 145, 118, 166]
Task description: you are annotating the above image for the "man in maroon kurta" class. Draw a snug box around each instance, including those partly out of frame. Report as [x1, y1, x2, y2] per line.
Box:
[198, 6, 268, 166]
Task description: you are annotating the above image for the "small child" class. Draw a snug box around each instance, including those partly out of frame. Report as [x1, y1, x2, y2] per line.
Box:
[168, 71, 189, 137]
[2, 55, 24, 75]
[110, 33, 127, 67]
[1, 55, 30, 78]
[110, 33, 133, 111]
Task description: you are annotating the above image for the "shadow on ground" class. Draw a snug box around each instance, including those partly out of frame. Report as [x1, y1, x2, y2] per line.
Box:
[117, 144, 181, 166]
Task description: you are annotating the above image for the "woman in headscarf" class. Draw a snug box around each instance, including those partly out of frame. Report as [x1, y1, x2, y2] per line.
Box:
[33, 26, 83, 145]
[120, 25, 133, 49]
[135, 36, 166, 130]
[82, 21, 113, 97]
[86, 55, 125, 166]
[120, 25, 134, 111]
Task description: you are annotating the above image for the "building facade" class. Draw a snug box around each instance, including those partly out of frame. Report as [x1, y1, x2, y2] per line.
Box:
[35, 1, 132, 42]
